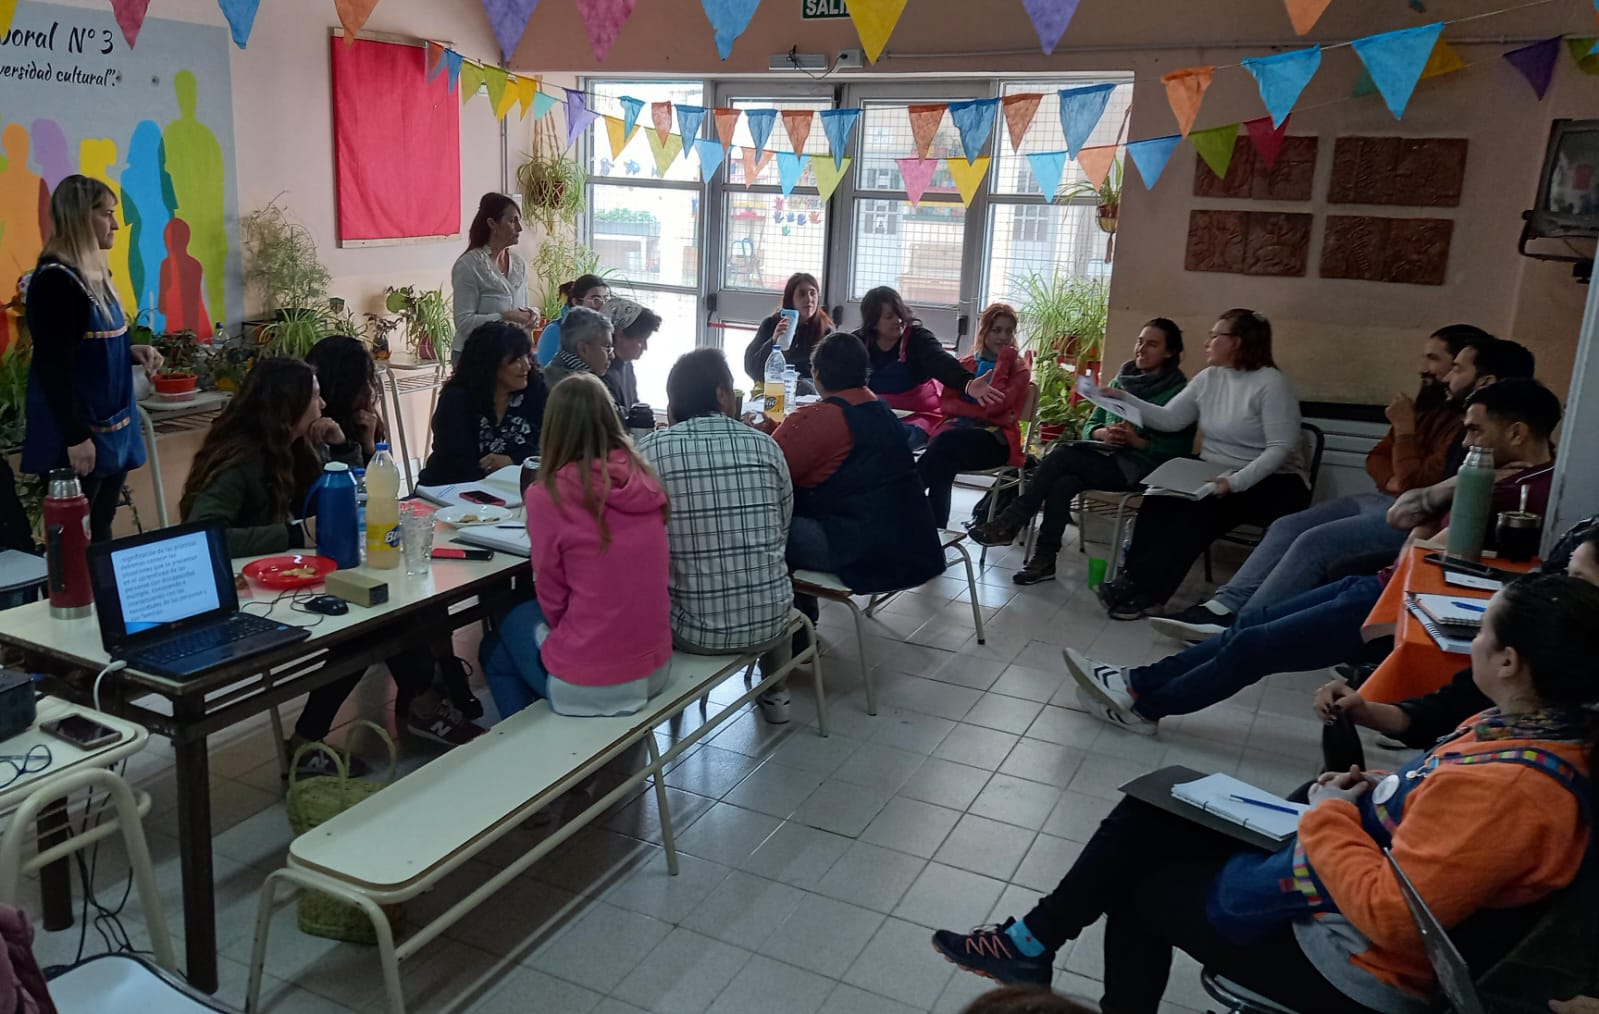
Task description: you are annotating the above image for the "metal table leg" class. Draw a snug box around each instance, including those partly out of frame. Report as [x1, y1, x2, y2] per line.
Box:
[137, 406, 168, 529]
[37, 800, 73, 930]
[173, 703, 217, 993]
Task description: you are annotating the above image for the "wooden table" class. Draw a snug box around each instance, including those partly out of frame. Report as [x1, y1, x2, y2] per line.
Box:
[0, 552, 530, 993]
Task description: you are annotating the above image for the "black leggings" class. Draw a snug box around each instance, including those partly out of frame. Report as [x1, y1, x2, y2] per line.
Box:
[1021, 797, 1378, 1014]
[80, 473, 127, 543]
[916, 428, 1009, 528]
[294, 652, 435, 741]
[1002, 444, 1140, 554]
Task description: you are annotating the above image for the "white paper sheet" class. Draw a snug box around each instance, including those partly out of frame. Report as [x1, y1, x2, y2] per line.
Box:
[1073, 374, 1143, 427]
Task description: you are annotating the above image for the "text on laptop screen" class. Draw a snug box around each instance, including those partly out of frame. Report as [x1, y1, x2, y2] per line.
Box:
[111, 529, 220, 634]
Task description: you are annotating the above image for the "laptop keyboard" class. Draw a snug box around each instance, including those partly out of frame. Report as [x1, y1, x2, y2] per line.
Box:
[135, 613, 290, 665]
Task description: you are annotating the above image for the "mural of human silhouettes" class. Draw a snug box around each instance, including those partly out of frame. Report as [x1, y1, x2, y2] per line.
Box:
[158, 218, 212, 340]
[29, 119, 75, 193]
[163, 71, 227, 324]
[78, 138, 140, 316]
[122, 120, 176, 334]
[0, 123, 50, 290]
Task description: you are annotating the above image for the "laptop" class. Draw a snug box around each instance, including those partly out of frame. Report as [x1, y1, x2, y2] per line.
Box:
[1384, 848, 1487, 1014]
[86, 522, 311, 679]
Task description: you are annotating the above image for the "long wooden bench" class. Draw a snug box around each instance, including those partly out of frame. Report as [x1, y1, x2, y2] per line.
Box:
[244, 610, 821, 1014]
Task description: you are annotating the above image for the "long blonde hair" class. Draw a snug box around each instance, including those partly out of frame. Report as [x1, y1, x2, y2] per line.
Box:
[41, 175, 116, 304]
[538, 374, 663, 550]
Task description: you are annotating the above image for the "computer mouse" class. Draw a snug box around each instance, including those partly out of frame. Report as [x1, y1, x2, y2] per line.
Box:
[304, 595, 349, 616]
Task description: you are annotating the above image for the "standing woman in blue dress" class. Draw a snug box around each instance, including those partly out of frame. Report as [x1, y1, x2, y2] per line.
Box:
[22, 175, 163, 541]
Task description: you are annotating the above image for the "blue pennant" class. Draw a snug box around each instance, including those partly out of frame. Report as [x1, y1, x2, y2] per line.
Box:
[1241, 46, 1321, 128]
[1125, 135, 1182, 189]
[675, 105, 708, 159]
[776, 151, 804, 197]
[1057, 83, 1115, 160]
[1350, 23, 1445, 120]
[444, 50, 464, 93]
[1025, 151, 1067, 199]
[217, 0, 261, 48]
[746, 108, 779, 157]
[701, 0, 761, 60]
[948, 98, 1000, 163]
[620, 96, 645, 139]
[695, 138, 726, 182]
[819, 108, 861, 170]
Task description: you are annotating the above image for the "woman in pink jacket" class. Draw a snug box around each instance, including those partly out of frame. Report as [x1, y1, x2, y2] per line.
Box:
[482, 373, 673, 718]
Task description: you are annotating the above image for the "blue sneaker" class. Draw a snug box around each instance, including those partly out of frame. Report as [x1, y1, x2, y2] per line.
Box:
[930, 918, 1054, 986]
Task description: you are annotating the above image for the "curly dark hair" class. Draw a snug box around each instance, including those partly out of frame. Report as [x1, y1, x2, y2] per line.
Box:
[306, 335, 386, 451]
[179, 358, 322, 521]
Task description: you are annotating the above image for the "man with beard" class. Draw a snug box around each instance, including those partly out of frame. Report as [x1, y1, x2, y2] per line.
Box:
[1153, 325, 1512, 643]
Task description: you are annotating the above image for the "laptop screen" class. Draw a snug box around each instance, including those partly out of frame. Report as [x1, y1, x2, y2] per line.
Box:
[88, 522, 238, 648]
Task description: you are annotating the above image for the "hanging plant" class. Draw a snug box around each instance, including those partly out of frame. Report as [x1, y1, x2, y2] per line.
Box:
[517, 113, 587, 234]
[1059, 157, 1123, 261]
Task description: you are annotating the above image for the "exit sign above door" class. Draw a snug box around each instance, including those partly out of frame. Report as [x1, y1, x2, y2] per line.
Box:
[802, 0, 849, 18]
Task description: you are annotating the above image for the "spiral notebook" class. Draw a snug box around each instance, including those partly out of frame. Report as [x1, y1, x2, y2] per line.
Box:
[1170, 773, 1308, 843]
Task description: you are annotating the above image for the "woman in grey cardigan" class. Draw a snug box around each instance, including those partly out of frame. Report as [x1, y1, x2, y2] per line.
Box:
[450, 193, 538, 360]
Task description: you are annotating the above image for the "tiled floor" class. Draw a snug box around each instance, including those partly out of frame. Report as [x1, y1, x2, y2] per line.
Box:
[22, 498, 1398, 1012]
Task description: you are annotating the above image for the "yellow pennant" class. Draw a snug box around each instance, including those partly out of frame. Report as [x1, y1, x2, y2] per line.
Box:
[809, 155, 851, 200]
[847, 0, 908, 63]
[459, 62, 484, 105]
[947, 156, 990, 207]
[647, 130, 684, 177]
[604, 116, 635, 159]
[1423, 40, 1466, 78]
[516, 75, 540, 118]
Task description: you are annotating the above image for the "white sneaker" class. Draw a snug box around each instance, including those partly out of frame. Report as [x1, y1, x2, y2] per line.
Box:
[1075, 686, 1157, 737]
[1063, 648, 1136, 712]
[757, 687, 792, 725]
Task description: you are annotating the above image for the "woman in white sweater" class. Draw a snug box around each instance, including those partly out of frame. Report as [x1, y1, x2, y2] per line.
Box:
[449, 193, 539, 362]
[1094, 308, 1309, 620]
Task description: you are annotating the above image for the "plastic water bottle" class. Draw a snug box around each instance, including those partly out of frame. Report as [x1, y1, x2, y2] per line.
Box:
[365, 443, 401, 569]
[312, 463, 359, 569]
[783, 366, 798, 408]
[1446, 445, 1495, 562]
[353, 468, 368, 564]
[763, 343, 787, 418]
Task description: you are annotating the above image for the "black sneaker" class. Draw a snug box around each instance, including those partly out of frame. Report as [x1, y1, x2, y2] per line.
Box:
[1095, 574, 1135, 609]
[1106, 590, 1154, 621]
[1148, 603, 1234, 643]
[434, 656, 484, 720]
[968, 517, 1022, 547]
[1012, 554, 1057, 586]
[930, 918, 1054, 986]
[288, 742, 373, 780]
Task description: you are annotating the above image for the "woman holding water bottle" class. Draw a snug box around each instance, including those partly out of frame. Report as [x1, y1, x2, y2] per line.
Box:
[743, 272, 834, 390]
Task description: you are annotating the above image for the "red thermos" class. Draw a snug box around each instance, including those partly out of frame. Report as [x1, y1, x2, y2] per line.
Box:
[44, 468, 93, 619]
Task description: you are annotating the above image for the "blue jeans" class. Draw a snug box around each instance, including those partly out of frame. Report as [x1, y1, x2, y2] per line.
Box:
[787, 516, 834, 573]
[1212, 492, 1400, 612]
[481, 599, 552, 718]
[1128, 575, 1382, 720]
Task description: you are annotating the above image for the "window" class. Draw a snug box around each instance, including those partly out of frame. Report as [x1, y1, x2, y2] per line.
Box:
[719, 96, 833, 296]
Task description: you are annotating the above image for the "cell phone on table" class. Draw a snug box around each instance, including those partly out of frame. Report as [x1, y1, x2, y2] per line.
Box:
[1422, 553, 1502, 580]
[41, 715, 121, 750]
[459, 490, 507, 507]
[433, 547, 494, 561]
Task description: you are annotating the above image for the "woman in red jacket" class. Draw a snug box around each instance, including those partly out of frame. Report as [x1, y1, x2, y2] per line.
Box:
[916, 303, 1032, 528]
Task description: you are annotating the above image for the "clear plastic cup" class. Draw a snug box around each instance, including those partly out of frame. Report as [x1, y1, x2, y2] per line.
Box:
[400, 506, 435, 576]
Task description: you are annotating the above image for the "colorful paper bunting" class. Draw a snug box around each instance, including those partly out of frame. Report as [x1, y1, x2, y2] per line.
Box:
[482, 64, 509, 111]
[333, 0, 380, 43]
[647, 130, 684, 177]
[847, 0, 908, 63]
[564, 89, 599, 150]
[1353, 39, 1463, 96]
[897, 157, 940, 206]
[949, 98, 999, 163]
[218, 0, 261, 48]
[676, 104, 708, 154]
[702, 0, 761, 59]
[1021, 0, 1081, 56]
[1077, 145, 1118, 190]
[444, 51, 464, 92]
[820, 109, 861, 169]
[459, 63, 484, 104]
[714, 108, 741, 155]
[1282, 0, 1332, 35]
[495, 74, 522, 119]
[1162, 67, 1214, 137]
[1241, 46, 1321, 128]
[696, 138, 726, 182]
[1503, 37, 1561, 98]
[620, 96, 645, 139]
[1350, 23, 1446, 119]
[782, 109, 814, 155]
[516, 76, 540, 118]
[1190, 123, 1240, 180]
[426, 41, 447, 80]
[1125, 135, 1180, 188]
[746, 109, 778, 158]
[1025, 151, 1067, 199]
[532, 90, 558, 119]
[481, 0, 540, 63]
[651, 102, 674, 144]
[110, 0, 152, 47]
[1567, 38, 1599, 74]
[947, 156, 991, 207]
[776, 151, 805, 197]
[739, 146, 774, 187]
[1002, 94, 1043, 153]
[1058, 83, 1115, 159]
[604, 117, 631, 159]
[810, 156, 851, 200]
[908, 105, 946, 160]
[576, 0, 639, 62]
[1243, 115, 1290, 169]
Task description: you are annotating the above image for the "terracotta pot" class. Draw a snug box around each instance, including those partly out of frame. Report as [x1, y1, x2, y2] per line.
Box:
[152, 372, 198, 395]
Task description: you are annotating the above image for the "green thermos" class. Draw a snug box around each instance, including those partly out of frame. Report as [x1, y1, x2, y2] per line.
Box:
[1446, 446, 1495, 562]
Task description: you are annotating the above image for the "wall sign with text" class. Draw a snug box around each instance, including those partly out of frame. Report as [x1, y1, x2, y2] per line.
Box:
[802, 0, 850, 19]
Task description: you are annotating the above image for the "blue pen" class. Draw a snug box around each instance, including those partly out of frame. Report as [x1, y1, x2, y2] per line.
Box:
[1229, 793, 1299, 816]
[1450, 601, 1487, 613]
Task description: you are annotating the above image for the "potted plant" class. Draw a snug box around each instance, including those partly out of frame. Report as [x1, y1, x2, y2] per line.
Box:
[517, 115, 587, 235]
[1059, 157, 1122, 261]
[242, 199, 331, 317]
[384, 286, 453, 362]
[530, 239, 614, 324]
[364, 313, 398, 360]
[150, 326, 202, 400]
[1015, 272, 1109, 443]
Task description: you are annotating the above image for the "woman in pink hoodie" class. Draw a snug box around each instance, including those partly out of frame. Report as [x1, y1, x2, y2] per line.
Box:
[482, 373, 673, 718]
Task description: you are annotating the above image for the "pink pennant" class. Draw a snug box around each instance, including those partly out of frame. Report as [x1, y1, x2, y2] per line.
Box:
[897, 157, 940, 207]
[1244, 114, 1291, 169]
[575, 0, 639, 62]
[111, 0, 152, 47]
[1002, 93, 1043, 152]
[334, 0, 382, 42]
[782, 109, 814, 155]
[739, 146, 774, 187]
[651, 101, 674, 144]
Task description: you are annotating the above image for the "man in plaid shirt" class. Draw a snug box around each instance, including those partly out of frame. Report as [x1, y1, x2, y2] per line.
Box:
[638, 350, 798, 723]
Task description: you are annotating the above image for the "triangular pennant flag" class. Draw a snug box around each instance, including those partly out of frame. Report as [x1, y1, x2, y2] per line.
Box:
[676, 105, 708, 156]
[701, 0, 761, 60]
[1241, 46, 1321, 128]
[444, 51, 464, 92]
[459, 62, 485, 104]
[695, 138, 726, 182]
[604, 116, 631, 159]
[1352, 38, 1464, 96]
[480, 0, 540, 63]
[1162, 67, 1214, 137]
[495, 75, 522, 119]
[0, 0, 16, 39]
[1002, 94, 1042, 153]
[426, 41, 447, 80]
[482, 64, 509, 111]
[1190, 123, 1240, 180]
[908, 105, 946, 160]
[1350, 23, 1446, 119]
[1282, 0, 1331, 35]
[1077, 145, 1117, 189]
[1021, 0, 1080, 55]
[333, 0, 380, 43]
[714, 108, 740, 156]
[1058, 83, 1115, 159]
[564, 89, 600, 150]
[947, 156, 991, 207]
[1243, 115, 1291, 169]
[110, 0, 152, 47]
[776, 151, 805, 197]
[1567, 38, 1599, 74]
[949, 98, 999, 163]
[647, 130, 684, 176]
[651, 102, 674, 143]
[820, 109, 861, 170]
[620, 96, 646, 138]
[847, 0, 908, 63]
[810, 156, 851, 201]
[746, 109, 779, 158]
[739, 146, 774, 187]
[218, 0, 261, 48]
[782, 109, 814, 155]
[1025, 151, 1067, 200]
[1503, 37, 1561, 99]
[516, 75, 540, 117]
[1125, 135, 1181, 188]
[532, 90, 558, 119]
[575, 0, 639, 62]
[897, 157, 940, 206]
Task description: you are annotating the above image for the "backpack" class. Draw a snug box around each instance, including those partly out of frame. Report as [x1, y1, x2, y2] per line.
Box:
[965, 456, 1037, 529]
